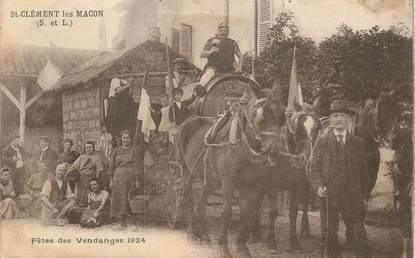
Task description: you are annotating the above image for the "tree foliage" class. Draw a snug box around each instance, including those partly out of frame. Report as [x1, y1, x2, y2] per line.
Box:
[243, 11, 317, 105]
[243, 12, 413, 119]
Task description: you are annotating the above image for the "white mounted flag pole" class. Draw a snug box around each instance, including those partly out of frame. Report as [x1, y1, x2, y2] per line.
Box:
[137, 72, 156, 143]
[37, 37, 63, 91]
[287, 45, 304, 113]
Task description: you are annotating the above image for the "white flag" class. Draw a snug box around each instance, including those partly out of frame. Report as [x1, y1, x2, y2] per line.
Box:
[287, 46, 304, 113]
[37, 60, 63, 91]
[137, 88, 156, 143]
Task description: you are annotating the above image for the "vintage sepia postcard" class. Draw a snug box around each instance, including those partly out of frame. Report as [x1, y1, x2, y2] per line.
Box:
[0, 0, 413, 258]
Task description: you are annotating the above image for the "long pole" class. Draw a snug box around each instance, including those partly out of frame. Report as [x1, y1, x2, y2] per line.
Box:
[165, 38, 174, 107]
[254, 0, 258, 56]
[165, 38, 176, 124]
[0, 93, 2, 167]
[224, 0, 229, 25]
[19, 85, 27, 143]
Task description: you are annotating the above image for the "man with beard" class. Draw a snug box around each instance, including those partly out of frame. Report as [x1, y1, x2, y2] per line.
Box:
[309, 100, 372, 258]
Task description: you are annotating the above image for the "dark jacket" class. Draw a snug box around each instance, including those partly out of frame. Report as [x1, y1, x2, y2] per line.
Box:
[169, 95, 196, 125]
[49, 179, 68, 205]
[57, 151, 80, 165]
[39, 147, 59, 173]
[308, 129, 370, 218]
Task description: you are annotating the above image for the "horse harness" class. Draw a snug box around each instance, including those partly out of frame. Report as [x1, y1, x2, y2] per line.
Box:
[180, 97, 281, 186]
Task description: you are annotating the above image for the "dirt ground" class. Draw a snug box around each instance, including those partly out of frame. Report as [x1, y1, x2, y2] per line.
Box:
[0, 207, 404, 258]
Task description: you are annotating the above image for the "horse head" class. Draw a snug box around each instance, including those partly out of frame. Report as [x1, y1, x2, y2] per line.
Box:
[285, 99, 321, 155]
[240, 83, 284, 157]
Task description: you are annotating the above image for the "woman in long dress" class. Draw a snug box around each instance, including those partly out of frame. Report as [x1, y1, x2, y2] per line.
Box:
[109, 130, 142, 227]
[66, 142, 103, 208]
[80, 178, 109, 228]
[0, 167, 23, 219]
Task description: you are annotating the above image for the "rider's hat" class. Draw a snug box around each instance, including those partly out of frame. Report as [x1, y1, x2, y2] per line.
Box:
[217, 22, 229, 30]
[329, 100, 355, 116]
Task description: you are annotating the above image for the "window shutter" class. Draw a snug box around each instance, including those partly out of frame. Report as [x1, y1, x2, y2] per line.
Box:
[179, 24, 192, 60]
[171, 28, 180, 53]
[257, 0, 273, 56]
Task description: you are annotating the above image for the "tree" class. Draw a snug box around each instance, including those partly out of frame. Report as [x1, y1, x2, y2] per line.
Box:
[316, 24, 413, 108]
[244, 12, 413, 120]
[243, 11, 318, 106]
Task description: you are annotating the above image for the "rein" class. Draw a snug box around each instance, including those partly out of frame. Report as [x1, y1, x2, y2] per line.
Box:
[239, 102, 280, 166]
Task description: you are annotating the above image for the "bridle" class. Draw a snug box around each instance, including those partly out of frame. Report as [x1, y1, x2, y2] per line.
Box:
[244, 97, 280, 140]
[239, 97, 281, 166]
[286, 110, 318, 141]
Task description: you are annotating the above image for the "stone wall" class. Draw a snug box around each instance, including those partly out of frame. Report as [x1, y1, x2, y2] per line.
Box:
[62, 86, 101, 152]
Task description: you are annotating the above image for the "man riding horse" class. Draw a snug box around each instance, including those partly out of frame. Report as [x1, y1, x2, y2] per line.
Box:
[200, 22, 243, 86]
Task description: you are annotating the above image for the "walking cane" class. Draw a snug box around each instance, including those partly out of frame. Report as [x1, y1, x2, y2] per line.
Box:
[321, 191, 329, 258]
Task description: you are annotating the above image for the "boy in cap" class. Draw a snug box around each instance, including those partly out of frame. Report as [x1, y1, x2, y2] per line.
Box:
[309, 100, 372, 258]
[169, 88, 196, 126]
[200, 22, 242, 86]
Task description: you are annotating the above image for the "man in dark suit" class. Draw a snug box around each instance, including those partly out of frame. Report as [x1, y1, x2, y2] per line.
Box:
[309, 100, 371, 258]
[38, 136, 58, 174]
[1, 136, 27, 196]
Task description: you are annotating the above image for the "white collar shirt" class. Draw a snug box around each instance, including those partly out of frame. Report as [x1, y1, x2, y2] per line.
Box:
[333, 129, 347, 144]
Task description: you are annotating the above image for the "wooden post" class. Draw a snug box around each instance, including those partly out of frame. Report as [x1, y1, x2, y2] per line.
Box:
[224, 0, 229, 26]
[0, 93, 2, 167]
[19, 85, 27, 143]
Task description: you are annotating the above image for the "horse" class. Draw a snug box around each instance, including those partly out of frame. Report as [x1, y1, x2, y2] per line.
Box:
[179, 84, 284, 258]
[249, 100, 322, 252]
[388, 121, 413, 258]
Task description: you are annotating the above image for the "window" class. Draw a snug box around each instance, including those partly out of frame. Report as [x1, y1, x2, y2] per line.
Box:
[179, 24, 192, 60]
[257, 0, 273, 55]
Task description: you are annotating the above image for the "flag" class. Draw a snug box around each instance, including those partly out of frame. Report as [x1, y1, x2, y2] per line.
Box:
[37, 59, 63, 91]
[36, 36, 63, 91]
[137, 73, 156, 143]
[287, 46, 303, 113]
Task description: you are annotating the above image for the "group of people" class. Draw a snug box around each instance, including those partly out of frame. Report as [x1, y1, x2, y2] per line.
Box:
[0, 130, 142, 229]
[0, 22, 377, 258]
[104, 23, 242, 145]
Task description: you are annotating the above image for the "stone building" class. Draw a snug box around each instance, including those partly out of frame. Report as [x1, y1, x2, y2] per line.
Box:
[58, 40, 199, 150]
[0, 44, 101, 156]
